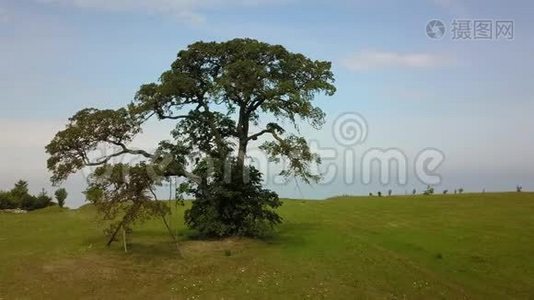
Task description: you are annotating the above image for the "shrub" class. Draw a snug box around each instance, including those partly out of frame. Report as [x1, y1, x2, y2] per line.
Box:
[20, 194, 38, 211]
[0, 191, 16, 209]
[35, 189, 53, 209]
[184, 162, 282, 238]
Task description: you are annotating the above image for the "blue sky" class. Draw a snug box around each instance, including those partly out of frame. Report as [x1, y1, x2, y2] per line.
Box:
[1, 0, 533, 207]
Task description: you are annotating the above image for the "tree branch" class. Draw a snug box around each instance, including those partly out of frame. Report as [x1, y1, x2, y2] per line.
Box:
[156, 113, 191, 120]
[107, 140, 153, 158]
[199, 102, 227, 155]
[247, 97, 266, 114]
[247, 129, 273, 141]
[84, 150, 131, 166]
[248, 123, 285, 142]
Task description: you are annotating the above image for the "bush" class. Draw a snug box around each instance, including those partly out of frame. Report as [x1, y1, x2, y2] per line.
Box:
[35, 189, 53, 209]
[20, 194, 38, 210]
[0, 191, 16, 209]
[185, 163, 282, 238]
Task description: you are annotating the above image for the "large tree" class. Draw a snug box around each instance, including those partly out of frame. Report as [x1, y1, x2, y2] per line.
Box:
[46, 38, 335, 240]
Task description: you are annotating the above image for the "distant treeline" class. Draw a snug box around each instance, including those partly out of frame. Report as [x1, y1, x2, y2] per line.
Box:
[0, 180, 58, 211]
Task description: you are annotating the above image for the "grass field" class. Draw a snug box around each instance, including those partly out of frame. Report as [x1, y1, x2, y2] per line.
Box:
[1, 193, 534, 299]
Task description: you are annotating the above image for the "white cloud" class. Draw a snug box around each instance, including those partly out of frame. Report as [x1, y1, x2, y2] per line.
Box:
[35, 0, 289, 24]
[341, 50, 454, 71]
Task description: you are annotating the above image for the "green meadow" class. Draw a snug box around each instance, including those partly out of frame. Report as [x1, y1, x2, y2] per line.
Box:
[1, 193, 534, 299]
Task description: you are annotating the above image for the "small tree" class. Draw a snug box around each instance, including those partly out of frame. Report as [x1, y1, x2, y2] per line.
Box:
[55, 188, 68, 208]
[85, 163, 176, 246]
[412, 188, 416, 195]
[516, 185, 523, 192]
[388, 189, 392, 196]
[443, 190, 448, 194]
[10, 180, 41, 210]
[377, 191, 382, 197]
[10, 180, 29, 207]
[458, 188, 464, 194]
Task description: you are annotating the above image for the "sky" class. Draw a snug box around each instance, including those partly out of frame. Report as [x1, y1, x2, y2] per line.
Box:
[1, 0, 533, 207]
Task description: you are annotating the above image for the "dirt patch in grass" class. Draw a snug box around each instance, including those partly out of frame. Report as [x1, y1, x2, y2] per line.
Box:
[180, 237, 251, 257]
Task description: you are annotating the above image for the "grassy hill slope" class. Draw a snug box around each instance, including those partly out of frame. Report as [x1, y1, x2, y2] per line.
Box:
[1, 193, 534, 299]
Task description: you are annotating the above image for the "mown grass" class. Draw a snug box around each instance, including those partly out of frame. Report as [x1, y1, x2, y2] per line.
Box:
[1, 193, 534, 299]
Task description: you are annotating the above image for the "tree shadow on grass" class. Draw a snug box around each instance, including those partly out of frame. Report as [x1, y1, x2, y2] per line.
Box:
[260, 222, 321, 247]
[126, 241, 183, 259]
[83, 220, 322, 258]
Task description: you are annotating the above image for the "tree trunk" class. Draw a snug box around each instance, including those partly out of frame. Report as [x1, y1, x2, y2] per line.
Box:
[236, 106, 249, 183]
[237, 140, 247, 172]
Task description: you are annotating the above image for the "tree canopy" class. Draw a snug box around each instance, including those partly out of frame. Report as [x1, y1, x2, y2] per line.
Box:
[46, 38, 335, 239]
